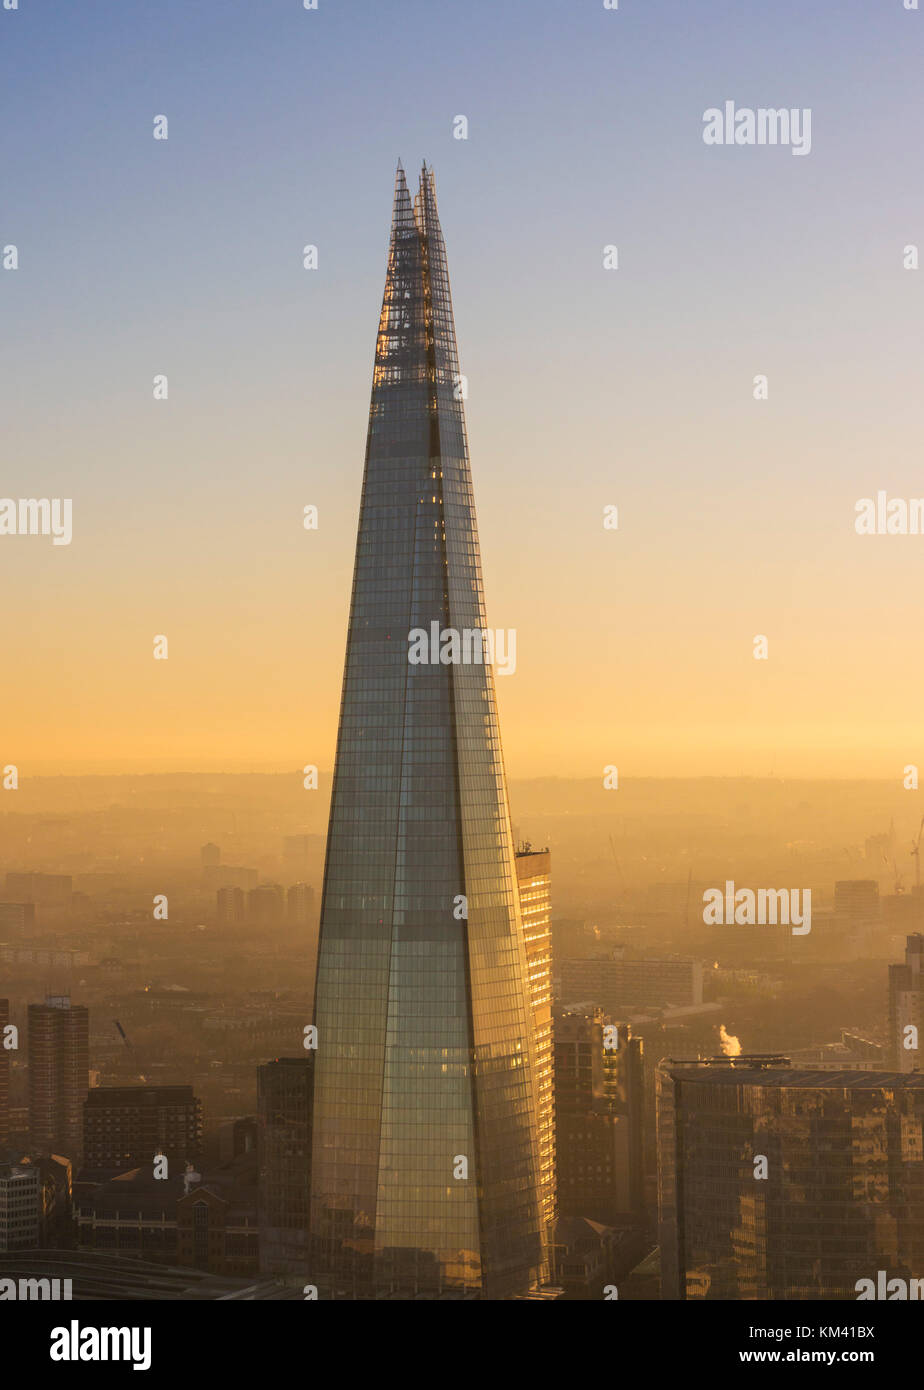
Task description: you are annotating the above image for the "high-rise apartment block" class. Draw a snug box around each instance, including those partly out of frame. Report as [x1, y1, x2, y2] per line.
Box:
[28, 995, 89, 1166]
[83, 1085, 202, 1170]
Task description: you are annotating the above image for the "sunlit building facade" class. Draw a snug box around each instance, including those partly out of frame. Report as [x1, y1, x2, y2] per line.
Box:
[309, 165, 546, 1299]
[658, 1058, 924, 1299]
[515, 847, 556, 1236]
[555, 1006, 644, 1225]
[28, 995, 88, 1167]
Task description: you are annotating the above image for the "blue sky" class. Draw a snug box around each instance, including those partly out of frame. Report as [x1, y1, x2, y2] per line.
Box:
[3, 0, 923, 776]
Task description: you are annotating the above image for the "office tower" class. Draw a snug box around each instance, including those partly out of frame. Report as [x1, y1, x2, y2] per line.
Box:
[217, 886, 246, 924]
[287, 882, 315, 927]
[560, 955, 703, 1011]
[247, 883, 285, 926]
[0, 1161, 40, 1251]
[890, 933, 924, 1071]
[200, 843, 221, 868]
[309, 164, 545, 1300]
[0, 999, 8, 1147]
[83, 1085, 202, 1171]
[28, 995, 89, 1166]
[257, 1057, 313, 1276]
[554, 1006, 644, 1224]
[515, 846, 556, 1236]
[657, 1057, 924, 1300]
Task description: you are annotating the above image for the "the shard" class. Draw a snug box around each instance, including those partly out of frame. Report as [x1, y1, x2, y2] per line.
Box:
[309, 164, 547, 1299]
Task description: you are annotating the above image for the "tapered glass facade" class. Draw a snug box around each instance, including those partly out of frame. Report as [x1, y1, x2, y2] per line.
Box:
[309, 165, 546, 1299]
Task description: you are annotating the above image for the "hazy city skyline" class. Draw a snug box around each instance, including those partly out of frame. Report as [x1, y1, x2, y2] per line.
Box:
[4, 0, 924, 1333]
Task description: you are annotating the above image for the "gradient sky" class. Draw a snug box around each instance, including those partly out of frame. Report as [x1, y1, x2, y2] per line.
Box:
[2, 0, 922, 778]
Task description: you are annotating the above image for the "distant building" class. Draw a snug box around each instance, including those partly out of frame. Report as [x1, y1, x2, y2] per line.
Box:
[835, 878, 880, 921]
[560, 956, 703, 1011]
[5, 873, 72, 905]
[788, 1031, 887, 1071]
[77, 1158, 258, 1277]
[286, 882, 315, 927]
[217, 886, 246, 924]
[204, 866, 258, 892]
[200, 843, 221, 868]
[554, 1005, 644, 1224]
[0, 1161, 40, 1251]
[282, 836, 312, 871]
[83, 1086, 202, 1171]
[76, 1167, 183, 1262]
[257, 1058, 313, 1276]
[515, 846, 556, 1237]
[551, 1215, 620, 1297]
[833, 880, 883, 957]
[0, 903, 36, 935]
[2, 1152, 74, 1249]
[38, 1154, 72, 1247]
[0, 1000, 8, 1147]
[177, 1159, 258, 1277]
[658, 1058, 924, 1299]
[883, 891, 924, 935]
[890, 934, 924, 1071]
[218, 1116, 257, 1166]
[247, 884, 284, 926]
[0, 947, 89, 968]
[28, 996, 88, 1167]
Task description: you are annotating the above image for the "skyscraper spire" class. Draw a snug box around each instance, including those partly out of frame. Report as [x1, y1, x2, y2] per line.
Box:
[309, 165, 545, 1300]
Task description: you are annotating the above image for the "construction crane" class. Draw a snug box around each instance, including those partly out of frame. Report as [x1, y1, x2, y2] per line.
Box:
[113, 1020, 147, 1081]
[608, 833, 630, 904]
[884, 853, 905, 896]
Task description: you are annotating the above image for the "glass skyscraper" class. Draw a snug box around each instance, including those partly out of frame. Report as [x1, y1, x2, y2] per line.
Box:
[309, 164, 546, 1299]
